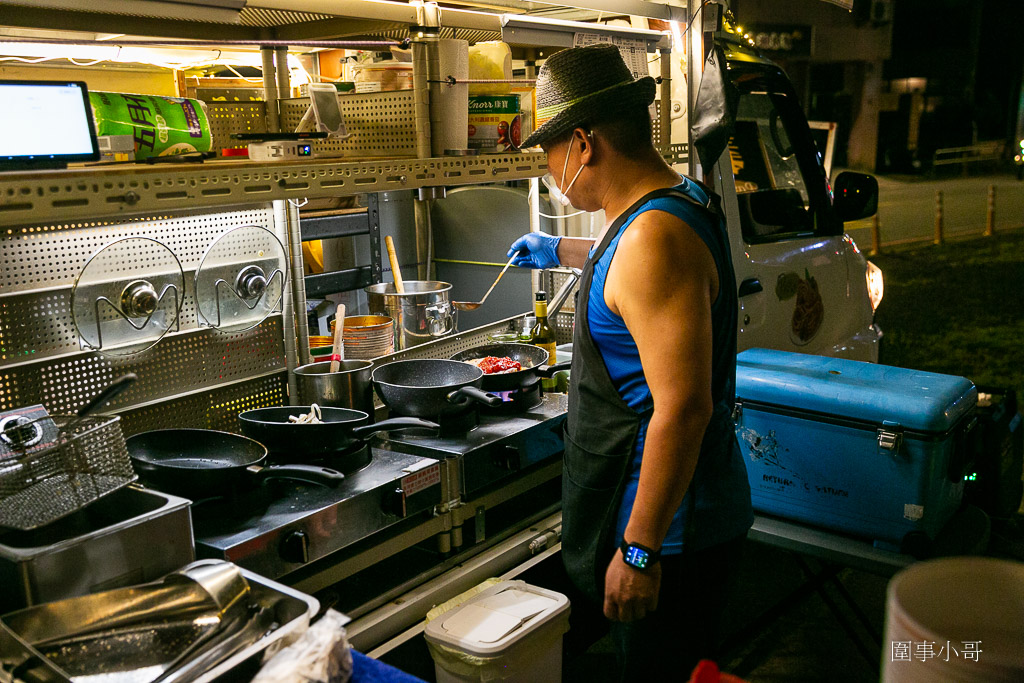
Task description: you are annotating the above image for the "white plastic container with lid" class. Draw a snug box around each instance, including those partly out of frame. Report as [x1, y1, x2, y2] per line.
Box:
[424, 580, 570, 683]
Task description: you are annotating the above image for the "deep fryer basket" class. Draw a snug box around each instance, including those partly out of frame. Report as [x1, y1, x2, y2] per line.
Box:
[0, 414, 137, 531]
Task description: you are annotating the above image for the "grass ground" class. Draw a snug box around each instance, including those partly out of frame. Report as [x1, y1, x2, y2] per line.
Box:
[870, 229, 1024, 398]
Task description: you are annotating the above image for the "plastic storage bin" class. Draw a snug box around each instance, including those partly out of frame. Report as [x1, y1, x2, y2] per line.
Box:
[424, 580, 570, 682]
[735, 348, 977, 554]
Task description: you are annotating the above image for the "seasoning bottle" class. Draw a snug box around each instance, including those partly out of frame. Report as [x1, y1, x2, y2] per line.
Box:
[531, 290, 557, 369]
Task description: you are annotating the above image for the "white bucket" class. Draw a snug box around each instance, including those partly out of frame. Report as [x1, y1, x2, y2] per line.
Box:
[882, 557, 1024, 683]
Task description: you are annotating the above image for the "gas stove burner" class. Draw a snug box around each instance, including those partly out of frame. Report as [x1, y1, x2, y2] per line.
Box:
[183, 444, 375, 515]
[269, 442, 373, 476]
[484, 379, 544, 413]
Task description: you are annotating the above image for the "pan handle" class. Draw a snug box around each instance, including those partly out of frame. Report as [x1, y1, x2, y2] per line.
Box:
[351, 417, 440, 437]
[251, 464, 345, 487]
[447, 386, 503, 407]
[535, 360, 572, 378]
[77, 373, 138, 417]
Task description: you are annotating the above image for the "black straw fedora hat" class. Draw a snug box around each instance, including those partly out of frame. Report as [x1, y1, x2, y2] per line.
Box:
[522, 44, 656, 149]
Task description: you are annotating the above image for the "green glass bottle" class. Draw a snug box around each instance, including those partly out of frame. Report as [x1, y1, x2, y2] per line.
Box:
[531, 291, 557, 389]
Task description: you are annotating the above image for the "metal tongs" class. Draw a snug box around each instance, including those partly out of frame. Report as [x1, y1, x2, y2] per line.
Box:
[548, 268, 582, 319]
[3, 561, 268, 683]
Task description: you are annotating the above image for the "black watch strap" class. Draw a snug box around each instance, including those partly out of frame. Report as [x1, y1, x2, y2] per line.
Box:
[620, 539, 661, 569]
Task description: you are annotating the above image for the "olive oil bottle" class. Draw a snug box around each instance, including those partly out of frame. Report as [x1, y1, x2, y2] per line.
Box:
[531, 291, 557, 388]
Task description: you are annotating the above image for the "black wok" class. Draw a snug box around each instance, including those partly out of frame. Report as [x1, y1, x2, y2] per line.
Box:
[237, 407, 437, 457]
[372, 359, 502, 418]
[449, 343, 571, 392]
[126, 429, 344, 498]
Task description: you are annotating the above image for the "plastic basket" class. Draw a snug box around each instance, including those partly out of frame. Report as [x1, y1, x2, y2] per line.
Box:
[0, 415, 136, 531]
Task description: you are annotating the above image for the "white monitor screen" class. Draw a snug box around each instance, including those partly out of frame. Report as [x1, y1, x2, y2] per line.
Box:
[0, 81, 99, 167]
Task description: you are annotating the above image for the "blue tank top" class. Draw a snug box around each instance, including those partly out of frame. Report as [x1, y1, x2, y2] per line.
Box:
[588, 179, 753, 555]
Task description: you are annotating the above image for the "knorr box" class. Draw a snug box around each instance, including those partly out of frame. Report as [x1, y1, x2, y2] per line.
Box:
[90, 92, 213, 160]
[468, 95, 521, 152]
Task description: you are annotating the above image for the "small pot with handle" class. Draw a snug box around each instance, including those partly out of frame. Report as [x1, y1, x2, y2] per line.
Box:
[293, 360, 374, 415]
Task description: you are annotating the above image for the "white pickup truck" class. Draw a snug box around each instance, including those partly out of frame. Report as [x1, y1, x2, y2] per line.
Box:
[713, 22, 883, 361]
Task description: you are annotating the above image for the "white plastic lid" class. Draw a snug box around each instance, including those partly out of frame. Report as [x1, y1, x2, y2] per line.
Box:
[425, 580, 570, 656]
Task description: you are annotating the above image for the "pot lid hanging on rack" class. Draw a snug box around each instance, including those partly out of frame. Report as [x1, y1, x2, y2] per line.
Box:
[194, 225, 287, 333]
[71, 237, 185, 357]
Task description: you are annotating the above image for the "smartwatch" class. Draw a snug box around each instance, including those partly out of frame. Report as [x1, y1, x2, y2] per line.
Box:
[620, 540, 661, 570]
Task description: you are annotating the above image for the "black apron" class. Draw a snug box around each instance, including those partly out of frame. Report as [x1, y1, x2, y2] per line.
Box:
[562, 183, 731, 604]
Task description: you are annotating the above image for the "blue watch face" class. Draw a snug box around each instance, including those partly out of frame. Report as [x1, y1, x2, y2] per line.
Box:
[624, 545, 650, 569]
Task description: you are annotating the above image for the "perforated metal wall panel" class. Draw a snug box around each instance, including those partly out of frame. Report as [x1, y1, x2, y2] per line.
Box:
[203, 96, 418, 157]
[119, 374, 288, 435]
[0, 208, 276, 294]
[0, 321, 285, 415]
[205, 102, 268, 146]
[280, 93, 419, 157]
[0, 208, 288, 433]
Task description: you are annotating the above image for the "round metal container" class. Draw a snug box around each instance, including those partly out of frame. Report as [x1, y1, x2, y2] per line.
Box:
[330, 315, 395, 359]
[293, 360, 374, 415]
[365, 281, 454, 350]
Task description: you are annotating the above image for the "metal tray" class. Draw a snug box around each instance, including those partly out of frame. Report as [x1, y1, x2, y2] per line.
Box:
[0, 561, 321, 683]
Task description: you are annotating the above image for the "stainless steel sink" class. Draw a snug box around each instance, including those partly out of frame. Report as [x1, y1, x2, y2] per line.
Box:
[0, 486, 194, 612]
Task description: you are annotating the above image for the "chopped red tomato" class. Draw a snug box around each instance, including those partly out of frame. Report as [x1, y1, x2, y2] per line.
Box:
[477, 356, 521, 374]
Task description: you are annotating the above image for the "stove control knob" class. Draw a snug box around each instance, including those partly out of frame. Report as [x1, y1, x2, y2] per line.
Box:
[280, 529, 310, 564]
[385, 488, 407, 517]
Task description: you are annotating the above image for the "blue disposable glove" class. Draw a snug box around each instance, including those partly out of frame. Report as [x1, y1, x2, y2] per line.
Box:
[507, 232, 562, 269]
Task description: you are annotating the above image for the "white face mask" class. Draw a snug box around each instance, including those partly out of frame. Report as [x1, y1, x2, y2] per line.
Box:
[553, 137, 585, 207]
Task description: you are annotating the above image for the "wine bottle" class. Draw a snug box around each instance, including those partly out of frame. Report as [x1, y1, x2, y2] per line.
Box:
[531, 291, 557, 389]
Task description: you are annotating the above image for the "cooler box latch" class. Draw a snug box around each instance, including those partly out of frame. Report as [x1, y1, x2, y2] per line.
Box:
[878, 422, 903, 454]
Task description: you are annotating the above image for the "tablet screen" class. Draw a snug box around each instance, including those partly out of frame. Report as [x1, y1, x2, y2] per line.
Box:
[0, 80, 99, 168]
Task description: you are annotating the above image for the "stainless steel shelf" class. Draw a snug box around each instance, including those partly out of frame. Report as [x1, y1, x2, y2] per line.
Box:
[300, 209, 370, 241]
[305, 266, 374, 298]
[0, 153, 548, 228]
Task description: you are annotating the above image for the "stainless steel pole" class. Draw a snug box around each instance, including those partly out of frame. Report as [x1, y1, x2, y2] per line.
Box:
[659, 46, 672, 153]
[274, 46, 290, 99]
[287, 199, 312, 370]
[412, 41, 432, 158]
[261, 46, 281, 133]
[274, 200, 300, 403]
[686, 2, 702, 178]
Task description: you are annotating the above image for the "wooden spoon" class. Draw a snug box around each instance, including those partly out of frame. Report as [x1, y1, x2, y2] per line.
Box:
[385, 235, 405, 294]
[329, 303, 345, 372]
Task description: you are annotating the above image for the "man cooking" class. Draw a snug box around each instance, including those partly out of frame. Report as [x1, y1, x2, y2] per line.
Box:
[507, 45, 753, 680]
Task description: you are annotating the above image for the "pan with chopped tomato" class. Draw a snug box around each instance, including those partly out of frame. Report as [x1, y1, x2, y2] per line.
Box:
[450, 342, 571, 391]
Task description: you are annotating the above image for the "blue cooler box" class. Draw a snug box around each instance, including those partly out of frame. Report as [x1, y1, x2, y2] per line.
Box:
[735, 349, 977, 554]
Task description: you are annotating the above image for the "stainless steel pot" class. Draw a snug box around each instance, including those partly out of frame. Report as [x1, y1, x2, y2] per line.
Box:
[365, 280, 454, 350]
[293, 360, 374, 415]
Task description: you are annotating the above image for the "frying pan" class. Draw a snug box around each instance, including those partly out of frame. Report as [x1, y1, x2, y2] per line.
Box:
[372, 359, 502, 418]
[126, 429, 344, 498]
[237, 406, 437, 458]
[449, 343, 571, 392]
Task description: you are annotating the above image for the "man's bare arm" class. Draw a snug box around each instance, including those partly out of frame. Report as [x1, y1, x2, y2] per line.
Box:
[608, 209, 717, 551]
[557, 237, 595, 270]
